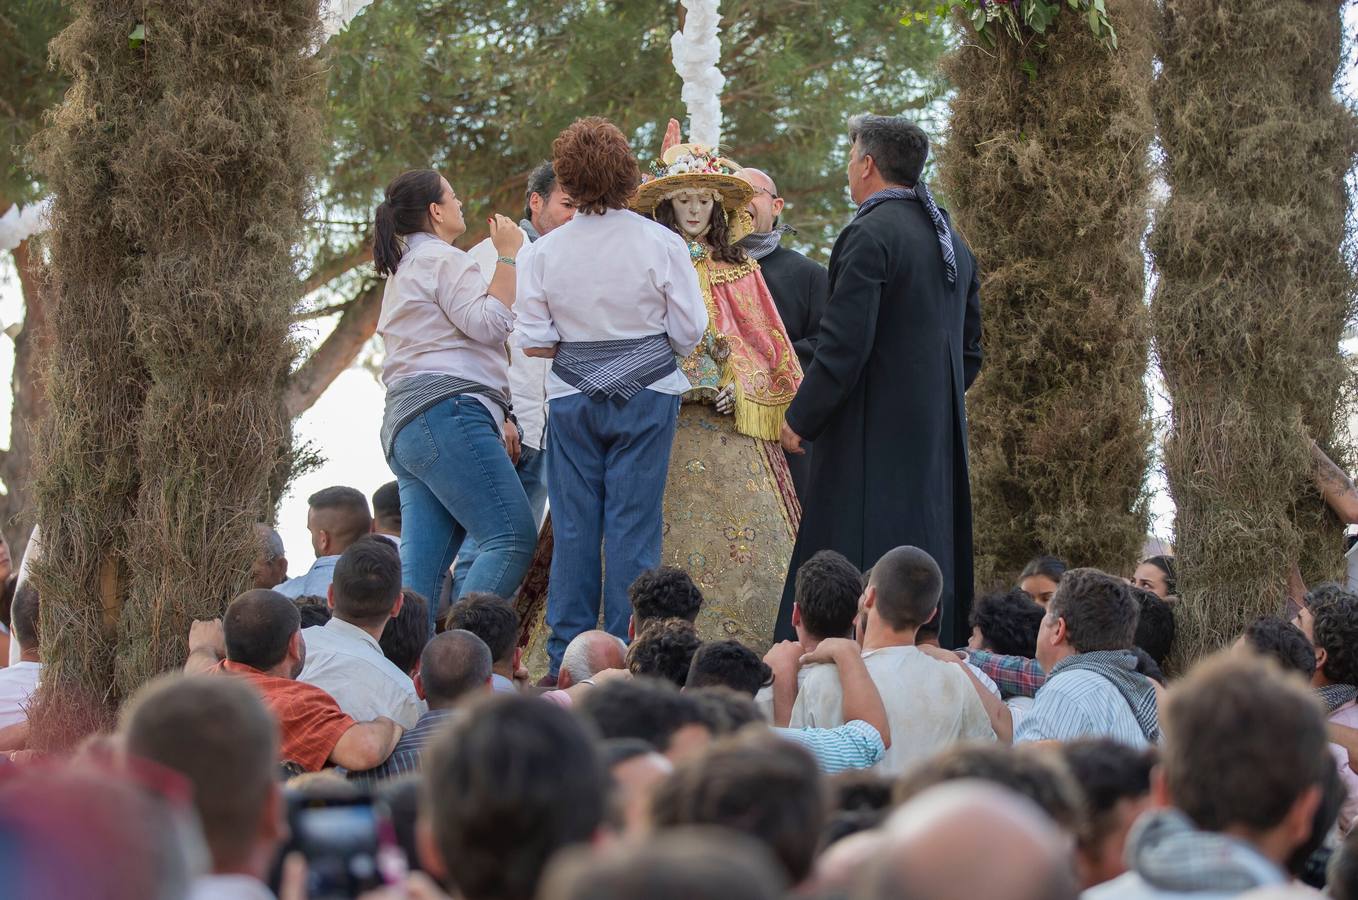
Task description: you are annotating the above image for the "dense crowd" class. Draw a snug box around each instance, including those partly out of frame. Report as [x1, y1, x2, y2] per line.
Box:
[0, 481, 1357, 900]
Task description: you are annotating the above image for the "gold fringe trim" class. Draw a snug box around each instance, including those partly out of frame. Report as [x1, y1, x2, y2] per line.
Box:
[706, 257, 759, 285]
[726, 376, 790, 441]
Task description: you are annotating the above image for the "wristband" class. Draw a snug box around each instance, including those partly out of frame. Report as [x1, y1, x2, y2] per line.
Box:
[497, 255, 516, 267]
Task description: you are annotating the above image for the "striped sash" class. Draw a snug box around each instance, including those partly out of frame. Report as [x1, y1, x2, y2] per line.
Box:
[552, 333, 676, 404]
[381, 373, 511, 459]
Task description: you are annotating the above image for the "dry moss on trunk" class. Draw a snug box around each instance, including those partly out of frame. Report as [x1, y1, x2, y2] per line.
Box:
[940, 3, 1155, 591]
[1153, 0, 1357, 668]
[28, 1, 321, 743]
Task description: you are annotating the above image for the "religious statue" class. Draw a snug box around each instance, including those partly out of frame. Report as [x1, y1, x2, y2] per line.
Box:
[630, 142, 804, 653]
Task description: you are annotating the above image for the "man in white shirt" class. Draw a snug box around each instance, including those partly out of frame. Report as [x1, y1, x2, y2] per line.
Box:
[123, 674, 283, 900]
[275, 486, 372, 599]
[0, 582, 40, 729]
[790, 546, 994, 774]
[514, 118, 707, 680]
[457, 161, 577, 600]
[299, 536, 424, 728]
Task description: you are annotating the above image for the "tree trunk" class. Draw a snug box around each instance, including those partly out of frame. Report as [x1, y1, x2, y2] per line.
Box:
[1153, 0, 1358, 669]
[0, 238, 52, 565]
[940, 5, 1155, 592]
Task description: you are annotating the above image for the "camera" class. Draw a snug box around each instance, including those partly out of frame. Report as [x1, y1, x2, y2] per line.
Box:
[275, 788, 407, 899]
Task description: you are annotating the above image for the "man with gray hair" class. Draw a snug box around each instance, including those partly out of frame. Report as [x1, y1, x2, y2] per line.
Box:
[735, 166, 828, 502]
[558, 629, 627, 690]
[249, 522, 287, 590]
[775, 114, 983, 649]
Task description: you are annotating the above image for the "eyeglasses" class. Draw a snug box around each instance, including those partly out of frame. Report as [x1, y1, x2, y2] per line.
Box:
[752, 187, 779, 200]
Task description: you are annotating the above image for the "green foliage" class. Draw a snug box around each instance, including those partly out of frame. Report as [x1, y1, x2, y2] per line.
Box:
[903, 0, 1115, 51]
[0, 1, 68, 203]
[312, 0, 950, 266]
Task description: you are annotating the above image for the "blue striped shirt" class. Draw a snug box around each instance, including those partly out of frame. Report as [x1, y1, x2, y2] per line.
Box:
[1014, 668, 1153, 748]
[774, 719, 885, 773]
[348, 707, 460, 785]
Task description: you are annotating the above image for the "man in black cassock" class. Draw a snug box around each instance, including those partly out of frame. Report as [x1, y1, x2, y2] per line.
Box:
[736, 166, 829, 502]
[774, 114, 982, 648]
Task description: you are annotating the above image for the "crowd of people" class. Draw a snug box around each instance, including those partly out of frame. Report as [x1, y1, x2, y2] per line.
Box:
[3, 515, 1358, 900]
[3, 110, 1358, 900]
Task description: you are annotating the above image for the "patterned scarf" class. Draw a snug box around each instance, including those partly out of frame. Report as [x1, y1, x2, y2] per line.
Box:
[1124, 809, 1287, 893]
[1050, 649, 1161, 743]
[737, 223, 794, 261]
[1318, 683, 1358, 713]
[855, 184, 957, 285]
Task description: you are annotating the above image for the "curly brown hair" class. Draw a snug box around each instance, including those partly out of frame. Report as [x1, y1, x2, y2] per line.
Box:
[655, 198, 748, 265]
[551, 117, 639, 215]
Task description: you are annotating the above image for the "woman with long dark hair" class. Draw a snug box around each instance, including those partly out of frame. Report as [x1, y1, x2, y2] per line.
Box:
[373, 169, 534, 628]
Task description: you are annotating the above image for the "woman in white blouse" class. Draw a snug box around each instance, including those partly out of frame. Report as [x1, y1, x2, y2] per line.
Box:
[372, 169, 534, 630]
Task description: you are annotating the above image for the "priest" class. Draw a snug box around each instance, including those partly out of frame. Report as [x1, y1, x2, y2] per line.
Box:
[773, 114, 983, 648]
[736, 166, 828, 502]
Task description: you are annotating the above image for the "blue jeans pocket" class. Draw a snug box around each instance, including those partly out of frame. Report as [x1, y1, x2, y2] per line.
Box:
[393, 413, 440, 475]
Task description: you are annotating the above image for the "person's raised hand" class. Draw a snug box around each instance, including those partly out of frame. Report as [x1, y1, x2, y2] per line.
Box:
[764, 639, 805, 678]
[662, 117, 683, 155]
[489, 214, 524, 257]
[780, 421, 805, 455]
[188, 618, 225, 658]
[799, 636, 862, 667]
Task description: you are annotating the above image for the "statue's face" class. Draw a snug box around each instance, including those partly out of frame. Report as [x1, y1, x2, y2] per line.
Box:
[671, 191, 715, 239]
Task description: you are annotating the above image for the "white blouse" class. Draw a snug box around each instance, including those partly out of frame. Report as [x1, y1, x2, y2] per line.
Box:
[514, 208, 708, 399]
[377, 232, 514, 423]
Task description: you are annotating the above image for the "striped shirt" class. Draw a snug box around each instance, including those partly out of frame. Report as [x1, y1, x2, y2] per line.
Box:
[774, 720, 886, 773]
[1014, 666, 1153, 748]
[348, 707, 459, 785]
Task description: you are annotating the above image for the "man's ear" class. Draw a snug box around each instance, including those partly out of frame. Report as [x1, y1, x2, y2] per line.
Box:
[326, 584, 336, 611]
[924, 605, 939, 626]
[863, 585, 877, 610]
[513, 646, 523, 672]
[415, 815, 448, 881]
[288, 630, 305, 664]
[772, 196, 785, 219]
[1284, 783, 1323, 849]
[390, 591, 404, 619]
[628, 616, 636, 641]
[1316, 646, 1328, 677]
[1052, 616, 1069, 646]
[414, 671, 426, 701]
[260, 780, 286, 845]
[791, 604, 803, 628]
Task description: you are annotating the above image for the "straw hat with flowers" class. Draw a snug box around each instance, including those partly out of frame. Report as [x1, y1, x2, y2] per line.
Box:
[631, 143, 755, 219]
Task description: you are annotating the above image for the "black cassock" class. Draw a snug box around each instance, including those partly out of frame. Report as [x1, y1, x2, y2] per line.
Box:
[758, 244, 828, 501]
[773, 196, 982, 648]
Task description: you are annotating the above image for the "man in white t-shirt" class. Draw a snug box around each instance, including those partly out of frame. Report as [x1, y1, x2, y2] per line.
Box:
[790, 546, 994, 774]
[0, 581, 41, 729]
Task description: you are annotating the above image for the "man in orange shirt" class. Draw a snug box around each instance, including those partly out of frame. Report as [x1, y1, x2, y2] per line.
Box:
[187, 589, 402, 772]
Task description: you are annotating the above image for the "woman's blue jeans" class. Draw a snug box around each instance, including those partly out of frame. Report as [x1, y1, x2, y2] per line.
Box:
[387, 395, 536, 633]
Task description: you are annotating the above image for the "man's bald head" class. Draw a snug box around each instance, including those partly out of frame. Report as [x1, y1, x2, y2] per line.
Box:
[735, 167, 784, 234]
[419, 629, 493, 708]
[560, 629, 627, 689]
[867, 546, 943, 632]
[859, 781, 1077, 900]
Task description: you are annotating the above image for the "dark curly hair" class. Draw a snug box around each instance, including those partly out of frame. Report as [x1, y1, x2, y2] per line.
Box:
[654, 197, 747, 264]
[793, 550, 862, 641]
[551, 117, 639, 215]
[968, 588, 1044, 657]
[1132, 588, 1175, 667]
[685, 640, 772, 697]
[1308, 583, 1358, 686]
[629, 566, 703, 626]
[1242, 615, 1317, 680]
[626, 618, 702, 687]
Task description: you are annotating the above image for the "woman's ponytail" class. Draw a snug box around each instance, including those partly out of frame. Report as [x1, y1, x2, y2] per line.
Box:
[371, 169, 446, 277]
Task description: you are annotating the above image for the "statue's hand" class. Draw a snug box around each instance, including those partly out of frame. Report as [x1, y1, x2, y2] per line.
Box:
[715, 383, 736, 416]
